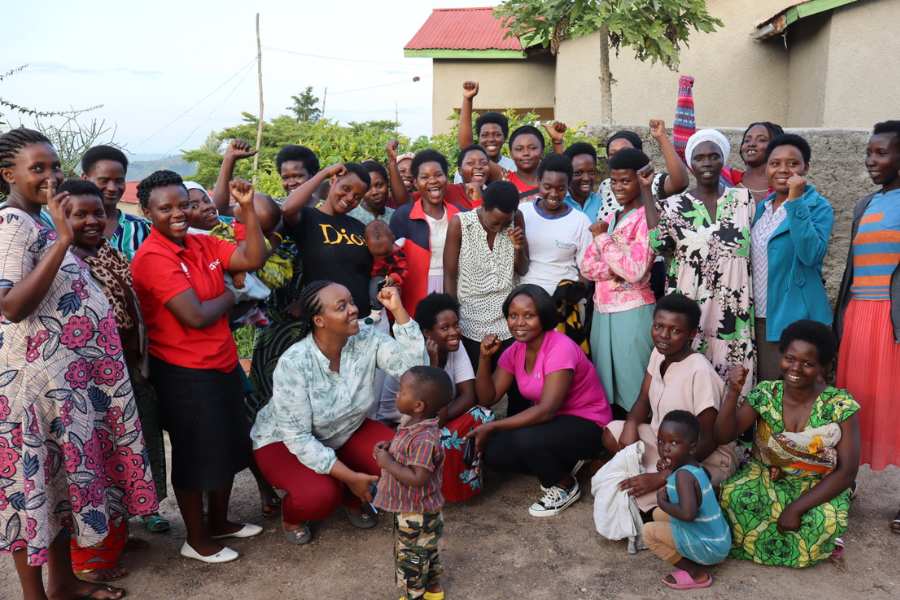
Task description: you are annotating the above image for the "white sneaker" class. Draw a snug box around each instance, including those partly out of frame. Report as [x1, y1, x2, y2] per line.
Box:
[528, 480, 581, 517]
[367, 309, 382, 324]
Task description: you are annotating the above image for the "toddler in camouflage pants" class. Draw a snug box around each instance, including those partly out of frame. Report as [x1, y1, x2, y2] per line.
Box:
[373, 366, 452, 600]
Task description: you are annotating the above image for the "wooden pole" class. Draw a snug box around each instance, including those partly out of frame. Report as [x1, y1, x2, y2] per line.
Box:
[599, 23, 612, 124]
[253, 13, 264, 183]
[322, 87, 327, 119]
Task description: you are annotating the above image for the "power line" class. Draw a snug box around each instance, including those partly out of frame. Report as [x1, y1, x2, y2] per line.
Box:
[329, 75, 431, 96]
[262, 45, 419, 72]
[161, 60, 257, 157]
[132, 57, 258, 151]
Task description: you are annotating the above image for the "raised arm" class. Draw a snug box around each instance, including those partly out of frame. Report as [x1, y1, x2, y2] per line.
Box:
[458, 81, 479, 150]
[510, 210, 530, 276]
[224, 178, 266, 272]
[542, 121, 567, 155]
[385, 139, 412, 207]
[0, 187, 72, 323]
[443, 215, 463, 299]
[213, 140, 258, 217]
[785, 181, 834, 267]
[713, 366, 758, 445]
[649, 120, 689, 198]
[281, 164, 343, 226]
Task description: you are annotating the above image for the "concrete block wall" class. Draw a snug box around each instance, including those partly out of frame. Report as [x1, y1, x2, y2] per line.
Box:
[584, 124, 877, 305]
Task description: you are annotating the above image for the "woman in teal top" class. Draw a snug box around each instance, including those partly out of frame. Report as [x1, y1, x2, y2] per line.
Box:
[750, 134, 833, 381]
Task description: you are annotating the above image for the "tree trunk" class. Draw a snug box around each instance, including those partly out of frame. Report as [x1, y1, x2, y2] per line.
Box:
[599, 23, 612, 124]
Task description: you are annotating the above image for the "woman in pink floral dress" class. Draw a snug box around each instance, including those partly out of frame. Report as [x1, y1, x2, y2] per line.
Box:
[0, 128, 156, 600]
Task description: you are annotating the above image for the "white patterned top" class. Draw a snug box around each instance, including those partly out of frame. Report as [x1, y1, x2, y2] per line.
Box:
[750, 199, 788, 318]
[456, 210, 517, 341]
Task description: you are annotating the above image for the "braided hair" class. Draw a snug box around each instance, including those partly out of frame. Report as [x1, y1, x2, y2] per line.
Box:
[0, 128, 52, 195]
[136, 170, 186, 209]
[297, 280, 334, 339]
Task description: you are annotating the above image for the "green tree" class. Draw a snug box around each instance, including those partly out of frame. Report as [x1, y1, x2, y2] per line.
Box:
[287, 86, 321, 123]
[494, 0, 722, 123]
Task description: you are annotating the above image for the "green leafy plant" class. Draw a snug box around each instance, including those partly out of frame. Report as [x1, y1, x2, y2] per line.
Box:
[494, 0, 722, 122]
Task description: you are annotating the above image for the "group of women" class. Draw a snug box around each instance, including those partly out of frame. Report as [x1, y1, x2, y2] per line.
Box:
[0, 85, 898, 598]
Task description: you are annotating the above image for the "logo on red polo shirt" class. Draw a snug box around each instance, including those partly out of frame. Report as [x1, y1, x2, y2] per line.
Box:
[181, 262, 190, 278]
[209, 259, 221, 270]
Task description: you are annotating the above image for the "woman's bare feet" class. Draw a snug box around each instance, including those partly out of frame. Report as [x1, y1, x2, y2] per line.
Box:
[76, 566, 128, 583]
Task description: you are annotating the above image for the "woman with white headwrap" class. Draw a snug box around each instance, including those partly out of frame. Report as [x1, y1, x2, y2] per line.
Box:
[643, 129, 756, 398]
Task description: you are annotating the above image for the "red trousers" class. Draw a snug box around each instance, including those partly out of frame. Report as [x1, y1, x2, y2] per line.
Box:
[254, 418, 394, 524]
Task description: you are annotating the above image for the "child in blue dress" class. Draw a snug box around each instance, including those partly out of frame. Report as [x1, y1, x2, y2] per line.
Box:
[642, 410, 731, 590]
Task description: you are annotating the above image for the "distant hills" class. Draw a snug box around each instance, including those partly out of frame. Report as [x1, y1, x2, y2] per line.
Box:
[127, 156, 197, 182]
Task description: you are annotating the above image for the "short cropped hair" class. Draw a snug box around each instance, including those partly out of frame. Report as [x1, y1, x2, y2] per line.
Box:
[873, 120, 900, 143]
[764, 133, 812, 164]
[414, 293, 460, 332]
[276, 144, 320, 176]
[502, 284, 560, 332]
[608, 147, 651, 172]
[481, 180, 519, 213]
[58, 179, 103, 199]
[81, 145, 128, 176]
[411, 149, 449, 179]
[341, 162, 372, 189]
[508, 125, 545, 153]
[778, 319, 838, 366]
[563, 142, 597, 163]
[457, 144, 489, 169]
[660, 410, 700, 444]
[361, 160, 388, 182]
[654, 293, 701, 332]
[406, 365, 454, 412]
[537, 153, 573, 182]
[475, 111, 510, 139]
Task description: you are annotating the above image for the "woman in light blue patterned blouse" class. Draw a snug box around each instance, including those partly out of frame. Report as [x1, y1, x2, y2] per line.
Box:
[250, 280, 426, 544]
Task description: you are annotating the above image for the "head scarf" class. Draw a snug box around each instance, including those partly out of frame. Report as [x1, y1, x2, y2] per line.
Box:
[685, 129, 731, 163]
[606, 130, 643, 153]
[182, 181, 209, 195]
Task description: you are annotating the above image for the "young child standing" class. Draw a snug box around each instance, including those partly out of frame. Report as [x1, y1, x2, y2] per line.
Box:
[365, 219, 408, 324]
[643, 410, 731, 590]
[373, 366, 453, 600]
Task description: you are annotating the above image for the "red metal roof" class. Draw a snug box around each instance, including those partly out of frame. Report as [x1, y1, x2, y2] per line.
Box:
[405, 7, 521, 51]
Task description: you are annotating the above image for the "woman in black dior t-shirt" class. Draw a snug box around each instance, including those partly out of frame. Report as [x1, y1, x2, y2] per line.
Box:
[281, 162, 373, 318]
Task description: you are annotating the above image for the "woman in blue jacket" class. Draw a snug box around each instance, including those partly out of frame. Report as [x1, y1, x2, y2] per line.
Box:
[750, 134, 834, 381]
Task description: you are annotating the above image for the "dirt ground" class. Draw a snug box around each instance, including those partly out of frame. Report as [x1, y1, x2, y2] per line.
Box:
[2, 443, 898, 599]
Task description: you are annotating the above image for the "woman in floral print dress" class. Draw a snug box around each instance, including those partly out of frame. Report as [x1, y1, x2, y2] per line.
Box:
[0, 129, 156, 600]
[644, 129, 756, 397]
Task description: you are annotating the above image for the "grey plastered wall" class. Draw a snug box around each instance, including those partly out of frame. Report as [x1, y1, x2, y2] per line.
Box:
[585, 124, 877, 305]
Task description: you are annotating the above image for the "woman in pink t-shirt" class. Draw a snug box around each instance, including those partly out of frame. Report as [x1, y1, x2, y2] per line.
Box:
[466, 284, 612, 517]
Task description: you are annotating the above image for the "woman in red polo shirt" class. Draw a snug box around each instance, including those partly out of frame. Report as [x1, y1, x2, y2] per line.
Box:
[131, 170, 267, 564]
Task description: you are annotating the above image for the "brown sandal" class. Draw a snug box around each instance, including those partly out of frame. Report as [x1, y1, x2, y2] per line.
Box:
[261, 494, 282, 517]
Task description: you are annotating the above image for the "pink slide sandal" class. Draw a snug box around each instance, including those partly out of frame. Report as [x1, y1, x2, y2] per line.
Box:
[663, 570, 713, 590]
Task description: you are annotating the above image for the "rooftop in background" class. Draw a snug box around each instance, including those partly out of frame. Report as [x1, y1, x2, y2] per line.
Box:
[753, 0, 861, 39]
[404, 7, 525, 59]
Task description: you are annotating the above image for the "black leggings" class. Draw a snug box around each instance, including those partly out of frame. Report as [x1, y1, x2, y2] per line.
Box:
[462, 336, 530, 417]
[482, 415, 605, 488]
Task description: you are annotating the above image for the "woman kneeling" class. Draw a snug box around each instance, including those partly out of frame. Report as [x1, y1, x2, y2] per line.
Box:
[715, 320, 860, 567]
[467, 284, 613, 517]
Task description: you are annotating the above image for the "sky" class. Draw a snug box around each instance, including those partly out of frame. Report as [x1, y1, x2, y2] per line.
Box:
[1, 0, 486, 160]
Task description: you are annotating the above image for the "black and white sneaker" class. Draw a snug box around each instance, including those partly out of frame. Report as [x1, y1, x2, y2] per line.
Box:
[528, 480, 581, 517]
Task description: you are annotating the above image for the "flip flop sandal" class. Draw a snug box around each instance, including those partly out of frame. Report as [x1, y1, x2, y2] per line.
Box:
[662, 569, 713, 590]
[261, 495, 282, 517]
[849, 482, 859, 500]
[423, 592, 445, 600]
[139, 514, 171, 533]
[73, 585, 127, 600]
[832, 537, 845, 557]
